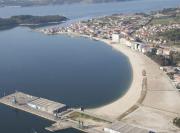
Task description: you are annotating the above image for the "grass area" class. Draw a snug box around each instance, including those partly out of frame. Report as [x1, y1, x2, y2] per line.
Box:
[150, 16, 180, 25]
[173, 117, 180, 128]
[151, 18, 172, 25]
[68, 111, 110, 123]
[159, 29, 180, 40]
[174, 42, 180, 47]
[163, 41, 180, 48]
[158, 29, 180, 48]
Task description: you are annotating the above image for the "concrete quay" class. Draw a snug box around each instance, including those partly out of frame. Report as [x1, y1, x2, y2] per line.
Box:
[0, 92, 64, 122]
[0, 92, 151, 133]
[0, 92, 105, 133]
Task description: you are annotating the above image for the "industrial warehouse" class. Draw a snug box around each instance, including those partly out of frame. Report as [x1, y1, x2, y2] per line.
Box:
[27, 97, 67, 115]
[0, 91, 159, 133]
[7, 92, 67, 116]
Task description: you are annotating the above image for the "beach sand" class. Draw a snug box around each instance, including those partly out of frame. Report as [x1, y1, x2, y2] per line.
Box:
[87, 39, 144, 120]
[43, 30, 180, 131]
[87, 39, 180, 132]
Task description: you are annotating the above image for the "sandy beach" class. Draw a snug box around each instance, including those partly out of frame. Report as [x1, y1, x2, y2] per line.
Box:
[42, 30, 180, 131]
[87, 39, 144, 120]
[88, 38, 180, 132]
[51, 32, 145, 120]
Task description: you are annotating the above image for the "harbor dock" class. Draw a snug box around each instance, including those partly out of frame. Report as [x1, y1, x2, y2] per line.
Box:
[0, 92, 66, 122]
[0, 92, 106, 133]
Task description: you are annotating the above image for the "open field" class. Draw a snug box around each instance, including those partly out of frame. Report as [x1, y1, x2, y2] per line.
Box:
[150, 16, 180, 25]
[69, 111, 111, 124]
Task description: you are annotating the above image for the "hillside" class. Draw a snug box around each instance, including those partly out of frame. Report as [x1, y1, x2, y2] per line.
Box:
[0, 15, 67, 30]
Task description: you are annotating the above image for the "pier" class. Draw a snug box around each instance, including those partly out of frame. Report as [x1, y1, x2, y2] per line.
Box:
[0, 92, 67, 122]
[0, 92, 107, 133]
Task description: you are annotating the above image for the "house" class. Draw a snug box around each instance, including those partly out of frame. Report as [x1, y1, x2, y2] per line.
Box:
[27, 98, 67, 115]
[156, 48, 163, 55]
[120, 38, 133, 47]
[142, 46, 152, 53]
[112, 34, 121, 43]
[132, 42, 148, 53]
[163, 48, 171, 56]
[174, 74, 180, 85]
[161, 66, 176, 73]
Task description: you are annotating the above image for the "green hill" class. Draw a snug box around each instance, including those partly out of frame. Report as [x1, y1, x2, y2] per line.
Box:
[0, 15, 67, 30]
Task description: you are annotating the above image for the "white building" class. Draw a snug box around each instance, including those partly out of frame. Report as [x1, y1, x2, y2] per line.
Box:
[112, 34, 121, 43]
[156, 48, 163, 55]
[120, 38, 133, 47]
[27, 97, 67, 115]
[163, 48, 171, 56]
[142, 46, 152, 53]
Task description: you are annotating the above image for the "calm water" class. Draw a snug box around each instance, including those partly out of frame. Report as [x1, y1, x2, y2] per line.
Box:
[0, 0, 179, 133]
[0, 27, 131, 108]
[0, 104, 84, 133]
[0, 27, 132, 133]
[0, 0, 180, 19]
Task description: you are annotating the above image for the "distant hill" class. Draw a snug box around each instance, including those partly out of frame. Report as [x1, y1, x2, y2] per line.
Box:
[0, 0, 133, 7]
[0, 15, 67, 30]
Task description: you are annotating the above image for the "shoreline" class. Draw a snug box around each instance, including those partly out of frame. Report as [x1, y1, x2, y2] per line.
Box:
[91, 36, 180, 132]
[40, 31, 180, 131]
[44, 31, 145, 120]
[88, 38, 144, 120]
[40, 32, 180, 121]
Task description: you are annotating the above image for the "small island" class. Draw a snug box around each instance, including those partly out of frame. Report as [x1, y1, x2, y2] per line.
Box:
[0, 15, 68, 30]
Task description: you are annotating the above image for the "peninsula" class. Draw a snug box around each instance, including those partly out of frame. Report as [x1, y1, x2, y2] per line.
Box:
[0, 15, 68, 30]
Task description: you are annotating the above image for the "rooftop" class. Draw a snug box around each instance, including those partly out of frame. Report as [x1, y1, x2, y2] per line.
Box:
[29, 97, 66, 112]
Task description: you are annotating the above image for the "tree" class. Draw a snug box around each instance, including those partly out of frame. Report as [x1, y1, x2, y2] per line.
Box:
[173, 117, 180, 128]
[170, 51, 180, 66]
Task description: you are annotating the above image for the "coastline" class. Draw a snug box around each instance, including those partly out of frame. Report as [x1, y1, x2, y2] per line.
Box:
[89, 36, 180, 132]
[47, 31, 145, 120]
[40, 31, 180, 131]
[88, 38, 144, 120]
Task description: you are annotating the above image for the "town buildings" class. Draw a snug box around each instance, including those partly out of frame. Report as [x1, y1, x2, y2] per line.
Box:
[39, 10, 180, 90]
